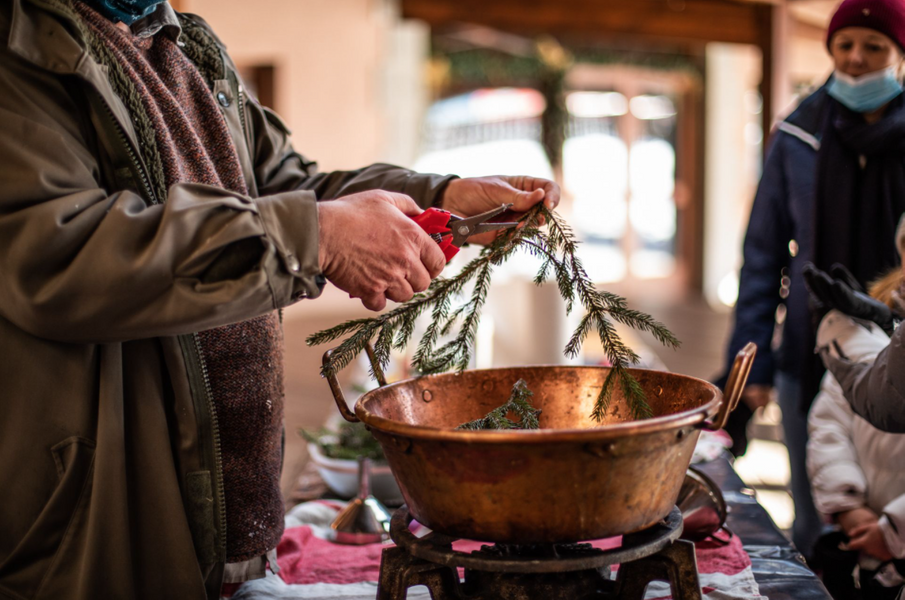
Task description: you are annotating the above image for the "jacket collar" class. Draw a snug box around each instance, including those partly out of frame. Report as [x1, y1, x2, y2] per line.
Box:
[130, 3, 180, 41]
[7, 0, 178, 75]
[776, 79, 831, 151]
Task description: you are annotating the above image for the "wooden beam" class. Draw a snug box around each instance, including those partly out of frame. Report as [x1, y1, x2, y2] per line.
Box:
[791, 14, 827, 43]
[403, 0, 764, 45]
[757, 2, 790, 144]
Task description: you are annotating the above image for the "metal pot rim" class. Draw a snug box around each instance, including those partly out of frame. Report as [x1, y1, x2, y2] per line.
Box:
[354, 365, 721, 444]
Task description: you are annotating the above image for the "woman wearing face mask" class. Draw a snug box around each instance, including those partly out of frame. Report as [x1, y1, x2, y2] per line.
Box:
[717, 0, 905, 563]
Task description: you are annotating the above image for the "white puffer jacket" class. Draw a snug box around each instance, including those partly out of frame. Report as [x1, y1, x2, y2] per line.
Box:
[807, 310, 905, 559]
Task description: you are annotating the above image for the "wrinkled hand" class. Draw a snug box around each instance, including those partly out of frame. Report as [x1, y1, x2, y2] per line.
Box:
[847, 521, 894, 561]
[440, 176, 561, 245]
[802, 262, 895, 335]
[317, 191, 446, 311]
[741, 385, 772, 410]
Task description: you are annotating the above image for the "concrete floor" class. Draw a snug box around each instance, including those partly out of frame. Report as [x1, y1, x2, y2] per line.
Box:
[734, 403, 795, 532]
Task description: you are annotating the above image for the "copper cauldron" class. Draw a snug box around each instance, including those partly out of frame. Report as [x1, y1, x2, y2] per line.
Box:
[323, 343, 755, 544]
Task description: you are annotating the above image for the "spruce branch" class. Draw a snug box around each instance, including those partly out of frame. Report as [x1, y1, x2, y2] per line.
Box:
[307, 204, 680, 421]
[457, 379, 541, 430]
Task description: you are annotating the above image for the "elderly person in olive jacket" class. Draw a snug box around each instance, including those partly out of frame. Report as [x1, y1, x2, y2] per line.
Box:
[0, 1, 560, 599]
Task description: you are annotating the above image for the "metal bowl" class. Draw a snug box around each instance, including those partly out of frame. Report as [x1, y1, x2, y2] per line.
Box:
[323, 344, 754, 544]
[677, 466, 729, 542]
[307, 443, 404, 506]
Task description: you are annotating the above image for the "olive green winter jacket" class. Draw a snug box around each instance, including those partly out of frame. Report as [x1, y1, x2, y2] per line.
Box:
[0, 2, 451, 598]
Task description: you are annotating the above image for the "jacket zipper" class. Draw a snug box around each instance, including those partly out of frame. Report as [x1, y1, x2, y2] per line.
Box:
[93, 90, 228, 560]
[177, 333, 227, 561]
[93, 93, 159, 205]
[237, 84, 249, 142]
[191, 333, 228, 557]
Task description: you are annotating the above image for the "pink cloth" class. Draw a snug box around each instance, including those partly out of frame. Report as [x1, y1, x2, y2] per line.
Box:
[276, 504, 755, 594]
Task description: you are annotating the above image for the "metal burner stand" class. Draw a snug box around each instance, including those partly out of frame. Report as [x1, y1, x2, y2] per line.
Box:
[377, 505, 701, 600]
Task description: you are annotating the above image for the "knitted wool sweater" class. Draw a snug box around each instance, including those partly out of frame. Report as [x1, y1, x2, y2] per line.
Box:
[75, 2, 285, 563]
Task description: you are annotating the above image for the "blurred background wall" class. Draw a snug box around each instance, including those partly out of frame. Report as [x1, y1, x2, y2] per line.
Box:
[178, 0, 428, 169]
[172, 0, 842, 526]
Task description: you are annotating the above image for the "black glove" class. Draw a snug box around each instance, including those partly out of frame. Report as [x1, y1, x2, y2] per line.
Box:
[802, 262, 896, 335]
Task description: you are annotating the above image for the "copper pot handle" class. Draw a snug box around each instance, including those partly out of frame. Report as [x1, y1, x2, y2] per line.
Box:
[704, 342, 757, 431]
[323, 343, 389, 423]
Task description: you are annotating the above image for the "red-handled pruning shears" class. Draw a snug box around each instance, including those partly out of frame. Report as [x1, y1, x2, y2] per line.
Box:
[411, 203, 519, 262]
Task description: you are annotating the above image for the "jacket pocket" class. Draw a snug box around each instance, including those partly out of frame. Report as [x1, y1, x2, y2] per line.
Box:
[0, 437, 95, 600]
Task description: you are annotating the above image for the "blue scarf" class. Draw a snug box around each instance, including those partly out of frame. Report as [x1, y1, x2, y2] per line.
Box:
[83, 0, 166, 25]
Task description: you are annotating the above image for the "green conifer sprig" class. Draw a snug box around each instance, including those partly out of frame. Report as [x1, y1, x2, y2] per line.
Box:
[306, 204, 680, 421]
[457, 379, 541, 430]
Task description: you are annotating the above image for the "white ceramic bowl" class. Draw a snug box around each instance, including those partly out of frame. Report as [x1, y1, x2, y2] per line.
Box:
[307, 443, 404, 506]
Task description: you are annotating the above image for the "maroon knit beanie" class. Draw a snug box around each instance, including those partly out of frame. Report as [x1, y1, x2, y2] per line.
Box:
[827, 0, 905, 52]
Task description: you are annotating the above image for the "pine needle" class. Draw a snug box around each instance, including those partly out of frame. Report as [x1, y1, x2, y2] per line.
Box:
[307, 205, 680, 421]
[457, 379, 541, 430]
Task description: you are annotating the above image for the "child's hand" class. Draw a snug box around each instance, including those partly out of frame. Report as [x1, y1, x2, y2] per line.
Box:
[838, 506, 879, 535]
[846, 521, 894, 561]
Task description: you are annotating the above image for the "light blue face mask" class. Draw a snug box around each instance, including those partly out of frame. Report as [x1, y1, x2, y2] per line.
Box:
[85, 0, 165, 26]
[828, 65, 904, 113]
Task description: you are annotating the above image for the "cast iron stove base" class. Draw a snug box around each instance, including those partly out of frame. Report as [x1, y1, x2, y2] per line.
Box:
[377, 505, 701, 600]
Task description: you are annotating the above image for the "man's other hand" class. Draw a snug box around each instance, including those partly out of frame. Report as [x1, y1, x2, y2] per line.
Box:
[317, 191, 446, 311]
[440, 176, 561, 245]
[741, 385, 772, 410]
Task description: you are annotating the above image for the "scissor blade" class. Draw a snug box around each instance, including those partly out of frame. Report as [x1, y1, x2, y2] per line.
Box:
[448, 203, 517, 246]
[449, 203, 514, 227]
[472, 221, 519, 235]
[449, 220, 519, 247]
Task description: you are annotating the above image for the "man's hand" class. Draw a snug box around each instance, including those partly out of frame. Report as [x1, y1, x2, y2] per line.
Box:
[741, 385, 772, 410]
[847, 521, 894, 561]
[440, 176, 561, 245]
[317, 191, 446, 311]
[837, 506, 879, 536]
